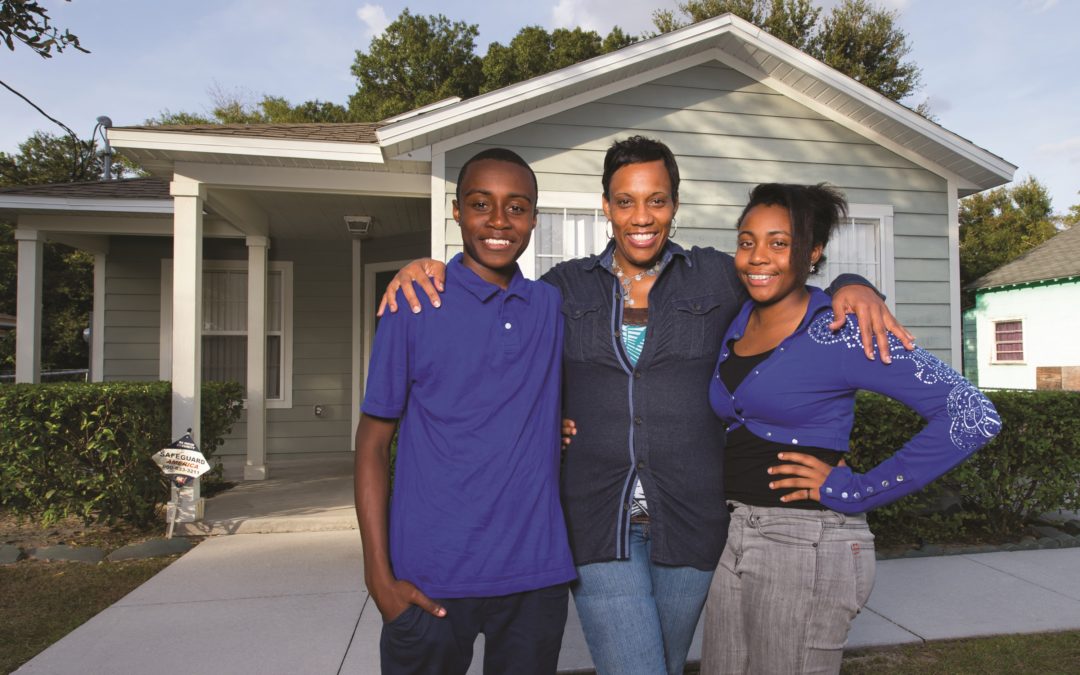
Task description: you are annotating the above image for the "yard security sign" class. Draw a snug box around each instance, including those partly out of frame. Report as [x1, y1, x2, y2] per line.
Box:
[153, 432, 209, 485]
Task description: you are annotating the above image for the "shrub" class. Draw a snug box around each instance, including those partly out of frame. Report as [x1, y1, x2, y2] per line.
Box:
[0, 380, 243, 526]
[849, 390, 1080, 545]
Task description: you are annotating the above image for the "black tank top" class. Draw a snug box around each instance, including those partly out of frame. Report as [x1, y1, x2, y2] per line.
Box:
[720, 347, 843, 509]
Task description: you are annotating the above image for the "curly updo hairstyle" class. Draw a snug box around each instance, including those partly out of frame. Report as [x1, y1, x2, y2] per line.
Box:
[736, 183, 848, 285]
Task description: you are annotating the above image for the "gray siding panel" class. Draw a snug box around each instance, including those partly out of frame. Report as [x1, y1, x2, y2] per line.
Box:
[103, 237, 168, 381]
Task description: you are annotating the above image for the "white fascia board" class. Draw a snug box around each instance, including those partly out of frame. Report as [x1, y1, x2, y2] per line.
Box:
[109, 129, 385, 164]
[174, 162, 430, 196]
[376, 15, 736, 150]
[0, 194, 172, 214]
[719, 21, 1016, 186]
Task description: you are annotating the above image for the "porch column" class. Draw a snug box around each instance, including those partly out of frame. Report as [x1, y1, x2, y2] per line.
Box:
[90, 252, 106, 382]
[244, 235, 269, 480]
[14, 229, 43, 383]
[170, 178, 205, 520]
[351, 238, 363, 448]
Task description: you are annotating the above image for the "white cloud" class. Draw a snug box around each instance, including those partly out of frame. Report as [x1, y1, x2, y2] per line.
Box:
[1036, 137, 1080, 163]
[357, 4, 390, 42]
[550, 0, 675, 35]
[1022, 0, 1059, 13]
[551, 0, 603, 32]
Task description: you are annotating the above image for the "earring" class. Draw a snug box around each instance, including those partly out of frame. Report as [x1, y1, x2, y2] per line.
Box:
[809, 262, 818, 274]
[606, 221, 613, 239]
[669, 217, 678, 240]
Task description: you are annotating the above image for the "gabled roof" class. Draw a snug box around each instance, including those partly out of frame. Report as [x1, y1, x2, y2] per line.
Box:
[108, 123, 386, 174]
[376, 13, 1014, 193]
[118, 123, 381, 144]
[970, 226, 1080, 291]
[0, 177, 169, 199]
[0, 177, 172, 216]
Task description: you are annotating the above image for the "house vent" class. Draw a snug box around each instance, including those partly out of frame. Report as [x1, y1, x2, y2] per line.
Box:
[344, 215, 374, 237]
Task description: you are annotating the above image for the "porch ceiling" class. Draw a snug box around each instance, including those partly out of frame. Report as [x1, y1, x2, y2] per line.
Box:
[216, 188, 429, 241]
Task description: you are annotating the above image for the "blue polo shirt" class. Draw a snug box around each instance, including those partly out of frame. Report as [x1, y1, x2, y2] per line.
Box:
[361, 254, 575, 598]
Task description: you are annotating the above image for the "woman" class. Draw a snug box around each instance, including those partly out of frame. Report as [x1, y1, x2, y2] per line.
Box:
[379, 138, 911, 675]
[701, 183, 1001, 674]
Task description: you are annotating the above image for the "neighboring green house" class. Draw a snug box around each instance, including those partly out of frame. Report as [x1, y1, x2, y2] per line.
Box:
[0, 14, 1014, 490]
[967, 224, 1080, 390]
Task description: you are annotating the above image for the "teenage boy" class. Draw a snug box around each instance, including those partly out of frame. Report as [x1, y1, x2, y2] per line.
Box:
[354, 148, 575, 675]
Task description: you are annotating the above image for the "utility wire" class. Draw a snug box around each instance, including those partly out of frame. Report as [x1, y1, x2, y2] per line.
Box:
[0, 76, 88, 180]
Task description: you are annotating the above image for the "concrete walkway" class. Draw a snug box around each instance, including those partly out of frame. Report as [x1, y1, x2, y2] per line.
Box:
[17, 529, 1080, 674]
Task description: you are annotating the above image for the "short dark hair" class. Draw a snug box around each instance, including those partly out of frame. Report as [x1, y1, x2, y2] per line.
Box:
[736, 183, 848, 284]
[602, 135, 680, 203]
[455, 147, 538, 206]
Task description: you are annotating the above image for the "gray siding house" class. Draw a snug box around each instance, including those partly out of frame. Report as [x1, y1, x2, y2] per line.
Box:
[0, 15, 1014, 490]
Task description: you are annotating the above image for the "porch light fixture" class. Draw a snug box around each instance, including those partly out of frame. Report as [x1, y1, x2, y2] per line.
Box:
[344, 215, 374, 237]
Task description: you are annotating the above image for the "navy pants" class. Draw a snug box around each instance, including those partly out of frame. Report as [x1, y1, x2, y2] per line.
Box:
[379, 583, 570, 675]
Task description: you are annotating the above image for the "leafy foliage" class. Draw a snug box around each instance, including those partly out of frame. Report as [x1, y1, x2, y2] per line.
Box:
[481, 25, 636, 93]
[1060, 192, 1080, 229]
[349, 9, 483, 121]
[960, 176, 1057, 296]
[0, 380, 243, 526]
[849, 390, 1080, 545]
[150, 91, 352, 126]
[652, 0, 921, 103]
[0, 0, 87, 58]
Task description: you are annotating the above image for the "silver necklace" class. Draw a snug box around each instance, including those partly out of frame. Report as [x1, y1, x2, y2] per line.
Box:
[611, 257, 665, 306]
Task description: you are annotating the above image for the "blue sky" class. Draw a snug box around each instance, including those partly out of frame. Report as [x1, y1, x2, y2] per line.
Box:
[4, 0, 1078, 214]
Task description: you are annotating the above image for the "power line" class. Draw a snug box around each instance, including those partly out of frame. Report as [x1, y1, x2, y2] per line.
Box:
[0, 76, 87, 180]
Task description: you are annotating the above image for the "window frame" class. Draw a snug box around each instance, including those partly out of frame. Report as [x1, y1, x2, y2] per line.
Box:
[519, 192, 608, 280]
[809, 202, 896, 312]
[991, 318, 1025, 364]
[159, 259, 294, 409]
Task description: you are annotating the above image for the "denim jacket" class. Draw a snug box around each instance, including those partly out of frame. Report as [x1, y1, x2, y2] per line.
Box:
[542, 241, 743, 569]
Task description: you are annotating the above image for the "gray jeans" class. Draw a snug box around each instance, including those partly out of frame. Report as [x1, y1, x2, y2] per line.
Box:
[701, 502, 876, 674]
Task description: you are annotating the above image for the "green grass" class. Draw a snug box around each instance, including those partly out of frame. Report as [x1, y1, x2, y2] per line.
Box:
[0, 558, 173, 674]
[841, 631, 1080, 674]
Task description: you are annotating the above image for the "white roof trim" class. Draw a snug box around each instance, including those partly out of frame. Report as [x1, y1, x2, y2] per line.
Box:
[0, 194, 172, 214]
[109, 129, 385, 164]
[380, 97, 462, 125]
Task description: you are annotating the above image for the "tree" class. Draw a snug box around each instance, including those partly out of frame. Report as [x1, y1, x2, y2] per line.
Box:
[1, 0, 86, 58]
[481, 25, 636, 93]
[651, 0, 920, 103]
[0, 132, 123, 372]
[812, 0, 920, 101]
[959, 176, 1057, 296]
[349, 10, 483, 121]
[1060, 192, 1080, 229]
[150, 89, 353, 126]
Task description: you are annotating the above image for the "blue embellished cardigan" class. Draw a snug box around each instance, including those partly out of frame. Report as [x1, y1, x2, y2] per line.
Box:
[708, 287, 1001, 513]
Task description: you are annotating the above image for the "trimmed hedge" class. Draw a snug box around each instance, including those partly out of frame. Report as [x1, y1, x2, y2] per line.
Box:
[850, 390, 1080, 545]
[0, 380, 243, 526]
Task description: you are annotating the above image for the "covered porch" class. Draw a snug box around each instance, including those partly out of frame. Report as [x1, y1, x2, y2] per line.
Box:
[1, 126, 434, 518]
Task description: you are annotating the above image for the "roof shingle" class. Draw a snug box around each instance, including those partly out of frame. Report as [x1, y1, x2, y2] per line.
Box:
[0, 177, 170, 199]
[120, 123, 382, 144]
[970, 225, 1080, 290]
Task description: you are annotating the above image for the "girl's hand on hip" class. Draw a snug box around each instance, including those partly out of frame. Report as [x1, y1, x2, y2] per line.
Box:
[767, 452, 844, 502]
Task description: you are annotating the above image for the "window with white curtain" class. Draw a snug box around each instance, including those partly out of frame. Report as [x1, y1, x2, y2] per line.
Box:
[808, 204, 895, 307]
[201, 267, 285, 400]
[161, 259, 293, 407]
[524, 208, 608, 278]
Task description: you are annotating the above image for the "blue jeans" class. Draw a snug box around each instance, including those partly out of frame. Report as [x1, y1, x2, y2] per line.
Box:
[572, 523, 715, 675]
